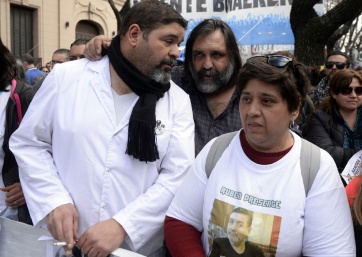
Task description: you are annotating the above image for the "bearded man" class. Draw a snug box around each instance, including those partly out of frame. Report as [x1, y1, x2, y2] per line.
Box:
[172, 19, 243, 154]
[84, 18, 243, 156]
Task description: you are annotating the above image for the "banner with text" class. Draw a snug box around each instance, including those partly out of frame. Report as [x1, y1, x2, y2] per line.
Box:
[131, 0, 324, 48]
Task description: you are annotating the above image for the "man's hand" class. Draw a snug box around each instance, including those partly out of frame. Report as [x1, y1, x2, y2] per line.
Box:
[0, 182, 26, 208]
[47, 203, 79, 256]
[77, 219, 127, 257]
[84, 35, 112, 61]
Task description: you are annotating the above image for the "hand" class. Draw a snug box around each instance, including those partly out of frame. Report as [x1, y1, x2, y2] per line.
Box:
[0, 182, 26, 208]
[84, 35, 112, 61]
[47, 204, 79, 256]
[77, 219, 127, 257]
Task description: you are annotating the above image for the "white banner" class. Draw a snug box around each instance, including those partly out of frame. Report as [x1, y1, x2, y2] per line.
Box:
[131, 0, 324, 47]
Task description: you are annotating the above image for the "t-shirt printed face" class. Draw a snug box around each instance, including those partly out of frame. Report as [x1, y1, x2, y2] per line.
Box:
[207, 199, 281, 257]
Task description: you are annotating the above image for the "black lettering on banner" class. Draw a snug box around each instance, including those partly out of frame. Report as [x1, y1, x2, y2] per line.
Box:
[267, 0, 278, 6]
[197, 0, 207, 12]
[280, 0, 286, 5]
[213, 0, 225, 12]
[187, 0, 192, 12]
[226, 0, 232, 12]
[254, 0, 266, 7]
[243, 0, 252, 9]
[233, 0, 242, 10]
[170, 0, 182, 13]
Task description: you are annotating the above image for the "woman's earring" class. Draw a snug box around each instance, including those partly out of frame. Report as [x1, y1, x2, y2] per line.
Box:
[289, 120, 299, 130]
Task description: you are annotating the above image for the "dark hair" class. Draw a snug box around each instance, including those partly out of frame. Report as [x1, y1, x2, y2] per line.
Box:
[119, 0, 187, 40]
[230, 207, 253, 227]
[53, 48, 70, 61]
[326, 50, 350, 68]
[237, 57, 309, 113]
[184, 19, 242, 85]
[0, 38, 16, 90]
[318, 69, 362, 113]
[70, 39, 90, 48]
[355, 66, 362, 72]
[21, 53, 34, 65]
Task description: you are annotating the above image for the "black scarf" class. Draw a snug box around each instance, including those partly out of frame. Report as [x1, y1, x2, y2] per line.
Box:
[108, 35, 170, 162]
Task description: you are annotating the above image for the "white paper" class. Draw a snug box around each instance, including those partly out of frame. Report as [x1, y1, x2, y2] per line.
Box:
[341, 150, 362, 184]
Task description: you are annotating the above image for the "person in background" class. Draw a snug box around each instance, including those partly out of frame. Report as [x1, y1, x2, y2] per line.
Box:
[346, 174, 362, 257]
[41, 66, 49, 75]
[0, 38, 33, 225]
[46, 61, 52, 72]
[21, 53, 45, 85]
[304, 69, 362, 175]
[10, 1, 194, 257]
[70, 39, 90, 61]
[313, 50, 350, 106]
[33, 48, 71, 92]
[51, 48, 70, 69]
[84, 19, 243, 156]
[15, 58, 27, 83]
[164, 55, 355, 257]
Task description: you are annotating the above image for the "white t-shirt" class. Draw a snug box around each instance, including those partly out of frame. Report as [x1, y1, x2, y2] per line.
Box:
[0, 89, 15, 219]
[167, 130, 355, 257]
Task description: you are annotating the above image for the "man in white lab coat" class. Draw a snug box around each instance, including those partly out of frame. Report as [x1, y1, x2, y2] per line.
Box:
[9, 1, 194, 257]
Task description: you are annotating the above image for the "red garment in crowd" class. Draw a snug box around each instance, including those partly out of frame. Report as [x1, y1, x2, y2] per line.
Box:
[346, 176, 362, 206]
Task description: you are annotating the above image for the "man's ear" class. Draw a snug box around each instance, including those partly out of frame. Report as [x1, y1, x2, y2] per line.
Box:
[126, 24, 142, 48]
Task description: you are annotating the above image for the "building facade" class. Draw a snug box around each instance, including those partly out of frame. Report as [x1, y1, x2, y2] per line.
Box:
[0, 0, 125, 65]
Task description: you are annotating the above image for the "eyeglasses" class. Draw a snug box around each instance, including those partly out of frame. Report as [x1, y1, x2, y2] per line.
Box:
[340, 87, 362, 96]
[247, 55, 293, 68]
[325, 61, 346, 69]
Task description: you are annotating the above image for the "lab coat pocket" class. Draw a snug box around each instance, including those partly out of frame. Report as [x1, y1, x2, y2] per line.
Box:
[155, 119, 171, 157]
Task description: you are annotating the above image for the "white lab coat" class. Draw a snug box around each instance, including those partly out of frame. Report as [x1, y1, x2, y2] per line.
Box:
[10, 56, 195, 256]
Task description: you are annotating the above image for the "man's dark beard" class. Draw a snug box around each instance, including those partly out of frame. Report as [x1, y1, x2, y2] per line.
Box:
[149, 58, 177, 84]
[191, 61, 234, 94]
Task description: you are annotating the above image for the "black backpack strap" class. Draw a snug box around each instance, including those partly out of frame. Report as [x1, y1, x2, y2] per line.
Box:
[205, 131, 238, 178]
[300, 139, 320, 196]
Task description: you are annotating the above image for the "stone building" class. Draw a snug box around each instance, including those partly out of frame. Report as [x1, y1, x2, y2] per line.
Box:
[0, 0, 125, 66]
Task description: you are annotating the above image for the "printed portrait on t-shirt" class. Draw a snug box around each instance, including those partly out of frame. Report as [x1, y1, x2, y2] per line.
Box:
[207, 199, 281, 257]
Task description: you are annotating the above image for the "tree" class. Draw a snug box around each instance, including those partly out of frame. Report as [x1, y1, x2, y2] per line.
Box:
[290, 0, 362, 66]
[108, 0, 130, 34]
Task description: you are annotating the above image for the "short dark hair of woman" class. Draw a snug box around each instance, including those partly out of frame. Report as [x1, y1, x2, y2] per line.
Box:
[237, 57, 309, 114]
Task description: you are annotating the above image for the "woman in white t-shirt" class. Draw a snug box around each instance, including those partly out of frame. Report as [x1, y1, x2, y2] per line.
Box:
[164, 55, 355, 257]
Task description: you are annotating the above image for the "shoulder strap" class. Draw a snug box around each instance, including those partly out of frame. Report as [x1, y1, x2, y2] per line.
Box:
[10, 79, 24, 124]
[205, 132, 321, 196]
[205, 131, 238, 178]
[300, 139, 320, 196]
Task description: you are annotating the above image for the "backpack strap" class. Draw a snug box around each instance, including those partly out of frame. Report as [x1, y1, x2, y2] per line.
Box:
[205, 131, 238, 178]
[205, 132, 321, 196]
[10, 79, 23, 124]
[300, 139, 320, 196]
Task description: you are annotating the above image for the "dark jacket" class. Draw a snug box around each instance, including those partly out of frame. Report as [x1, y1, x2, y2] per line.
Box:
[303, 108, 359, 172]
[2, 80, 34, 224]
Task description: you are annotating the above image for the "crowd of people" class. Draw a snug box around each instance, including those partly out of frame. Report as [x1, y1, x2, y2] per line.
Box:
[1, 0, 362, 256]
